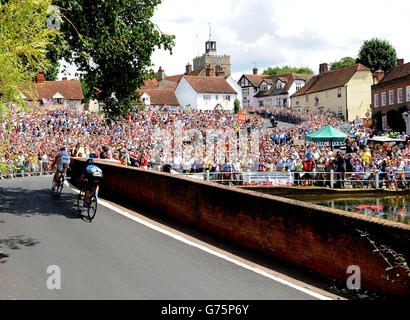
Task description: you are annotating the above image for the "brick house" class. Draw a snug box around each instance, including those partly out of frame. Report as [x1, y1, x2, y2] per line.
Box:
[371, 59, 410, 131]
[25, 71, 84, 110]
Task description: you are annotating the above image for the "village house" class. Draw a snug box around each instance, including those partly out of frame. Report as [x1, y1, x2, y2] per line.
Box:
[137, 33, 242, 110]
[290, 63, 373, 122]
[371, 59, 410, 131]
[237, 68, 313, 108]
[174, 72, 237, 111]
[25, 71, 84, 111]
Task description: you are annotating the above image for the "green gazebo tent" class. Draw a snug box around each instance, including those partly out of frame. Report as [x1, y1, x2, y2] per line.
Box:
[305, 125, 347, 150]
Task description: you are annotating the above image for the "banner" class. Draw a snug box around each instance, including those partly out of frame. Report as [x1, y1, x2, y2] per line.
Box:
[238, 112, 247, 122]
[315, 141, 345, 147]
[242, 172, 294, 186]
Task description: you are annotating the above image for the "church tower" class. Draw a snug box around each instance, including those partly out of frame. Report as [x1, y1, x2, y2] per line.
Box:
[192, 24, 231, 77]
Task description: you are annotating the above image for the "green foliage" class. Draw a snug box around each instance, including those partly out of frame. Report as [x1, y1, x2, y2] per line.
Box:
[234, 99, 240, 114]
[357, 229, 410, 285]
[330, 57, 356, 70]
[55, 0, 175, 120]
[357, 38, 398, 73]
[263, 66, 314, 75]
[0, 0, 59, 116]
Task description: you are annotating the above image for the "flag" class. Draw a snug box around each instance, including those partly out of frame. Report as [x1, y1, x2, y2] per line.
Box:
[42, 98, 53, 104]
[238, 112, 247, 122]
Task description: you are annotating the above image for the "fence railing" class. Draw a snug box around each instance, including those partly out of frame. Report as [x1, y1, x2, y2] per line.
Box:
[0, 160, 54, 179]
[172, 170, 410, 189]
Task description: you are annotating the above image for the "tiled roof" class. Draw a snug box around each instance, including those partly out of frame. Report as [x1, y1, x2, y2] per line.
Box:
[254, 73, 314, 98]
[189, 67, 204, 77]
[182, 76, 237, 94]
[374, 62, 410, 87]
[164, 74, 184, 83]
[291, 64, 370, 97]
[241, 74, 271, 87]
[26, 80, 84, 101]
[139, 89, 180, 106]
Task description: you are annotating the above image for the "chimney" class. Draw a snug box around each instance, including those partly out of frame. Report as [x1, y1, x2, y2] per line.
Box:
[185, 63, 192, 75]
[206, 64, 214, 77]
[397, 59, 404, 66]
[319, 63, 329, 74]
[157, 67, 165, 81]
[253, 67, 258, 75]
[374, 70, 385, 83]
[216, 67, 225, 77]
[37, 71, 45, 83]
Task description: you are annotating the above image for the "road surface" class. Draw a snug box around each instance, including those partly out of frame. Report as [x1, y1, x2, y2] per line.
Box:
[0, 175, 332, 300]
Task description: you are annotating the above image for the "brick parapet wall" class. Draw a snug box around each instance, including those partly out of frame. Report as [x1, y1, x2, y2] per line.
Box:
[70, 159, 410, 297]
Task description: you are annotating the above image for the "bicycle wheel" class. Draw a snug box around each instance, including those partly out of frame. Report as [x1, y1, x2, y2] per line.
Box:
[56, 175, 64, 196]
[77, 190, 85, 213]
[87, 195, 98, 222]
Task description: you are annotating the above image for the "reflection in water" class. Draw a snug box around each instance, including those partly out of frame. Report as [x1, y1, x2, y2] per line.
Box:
[287, 195, 410, 225]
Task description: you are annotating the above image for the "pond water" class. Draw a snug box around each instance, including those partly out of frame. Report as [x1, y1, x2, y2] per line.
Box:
[286, 194, 410, 225]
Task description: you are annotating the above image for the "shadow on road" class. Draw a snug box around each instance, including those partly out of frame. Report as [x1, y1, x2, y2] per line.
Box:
[0, 186, 81, 220]
[0, 235, 40, 264]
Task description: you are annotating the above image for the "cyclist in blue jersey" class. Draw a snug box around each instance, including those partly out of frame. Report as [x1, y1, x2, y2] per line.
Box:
[79, 159, 103, 210]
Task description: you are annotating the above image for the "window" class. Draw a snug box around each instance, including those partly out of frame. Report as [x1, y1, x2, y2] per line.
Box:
[242, 88, 250, 96]
[381, 92, 387, 107]
[326, 91, 329, 100]
[406, 86, 410, 102]
[215, 95, 219, 100]
[224, 95, 231, 101]
[204, 95, 211, 101]
[295, 81, 303, 91]
[374, 93, 379, 108]
[296, 97, 300, 105]
[276, 81, 282, 89]
[55, 98, 64, 104]
[389, 90, 394, 105]
[337, 106, 343, 116]
[259, 100, 264, 107]
[382, 116, 387, 131]
[337, 88, 342, 98]
[398, 88, 403, 104]
[305, 95, 309, 104]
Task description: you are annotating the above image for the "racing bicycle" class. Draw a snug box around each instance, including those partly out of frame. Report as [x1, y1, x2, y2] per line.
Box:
[77, 180, 98, 222]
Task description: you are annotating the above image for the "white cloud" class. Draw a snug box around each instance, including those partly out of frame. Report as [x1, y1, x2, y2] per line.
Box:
[151, 0, 410, 77]
[59, 0, 410, 80]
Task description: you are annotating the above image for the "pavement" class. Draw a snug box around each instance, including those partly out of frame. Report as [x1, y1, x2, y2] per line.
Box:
[0, 175, 339, 300]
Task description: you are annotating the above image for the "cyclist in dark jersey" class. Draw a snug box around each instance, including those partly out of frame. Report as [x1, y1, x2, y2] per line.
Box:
[79, 159, 103, 210]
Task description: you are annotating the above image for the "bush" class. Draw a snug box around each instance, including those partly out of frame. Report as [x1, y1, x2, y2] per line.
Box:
[234, 99, 241, 114]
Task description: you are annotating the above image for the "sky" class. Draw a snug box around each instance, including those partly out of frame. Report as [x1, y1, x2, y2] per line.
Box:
[60, 0, 410, 82]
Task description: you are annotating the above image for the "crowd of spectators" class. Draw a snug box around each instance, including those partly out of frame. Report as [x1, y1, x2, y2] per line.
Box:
[1, 107, 409, 189]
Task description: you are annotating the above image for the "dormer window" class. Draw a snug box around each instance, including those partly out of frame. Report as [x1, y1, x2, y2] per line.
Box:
[276, 81, 283, 89]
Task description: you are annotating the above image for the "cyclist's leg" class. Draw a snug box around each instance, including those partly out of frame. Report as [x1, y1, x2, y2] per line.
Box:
[83, 179, 93, 206]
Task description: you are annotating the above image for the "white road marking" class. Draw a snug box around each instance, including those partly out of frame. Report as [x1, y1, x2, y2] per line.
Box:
[65, 181, 333, 300]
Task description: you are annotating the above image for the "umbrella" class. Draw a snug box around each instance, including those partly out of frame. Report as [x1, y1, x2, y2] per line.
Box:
[305, 125, 347, 150]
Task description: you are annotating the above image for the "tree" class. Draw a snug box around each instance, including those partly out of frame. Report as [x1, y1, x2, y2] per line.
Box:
[330, 57, 356, 70]
[263, 66, 314, 75]
[55, 0, 175, 120]
[356, 38, 397, 73]
[0, 0, 59, 118]
[234, 99, 240, 114]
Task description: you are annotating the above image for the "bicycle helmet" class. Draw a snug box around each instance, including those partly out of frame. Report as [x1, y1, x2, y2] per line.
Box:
[86, 158, 94, 165]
